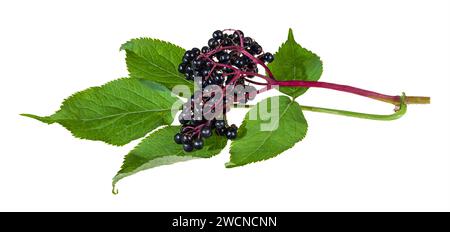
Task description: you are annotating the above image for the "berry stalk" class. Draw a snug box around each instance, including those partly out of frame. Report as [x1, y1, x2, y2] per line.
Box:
[212, 42, 430, 106]
[267, 79, 430, 105]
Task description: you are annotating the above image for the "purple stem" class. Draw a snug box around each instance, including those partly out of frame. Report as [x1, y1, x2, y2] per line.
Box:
[196, 33, 429, 108]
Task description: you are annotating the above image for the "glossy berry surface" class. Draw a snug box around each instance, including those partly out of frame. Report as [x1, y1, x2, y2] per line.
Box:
[193, 139, 204, 149]
[174, 133, 182, 144]
[183, 143, 194, 152]
[174, 29, 275, 151]
[201, 127, 212, 138]
[226, 130, 237, 140]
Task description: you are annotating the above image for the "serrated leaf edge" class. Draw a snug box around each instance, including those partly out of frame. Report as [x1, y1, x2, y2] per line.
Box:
[227, 97, 308, 168]
[21, 78, 176, 146]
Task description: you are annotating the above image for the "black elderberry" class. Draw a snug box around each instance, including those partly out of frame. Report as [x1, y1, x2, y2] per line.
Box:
[201, 46, 210, 53]
[263, 52, 274, 63]
[184, 50, 195, 60]
[226, 129, 237, 140]
[223, 38, 233, 46]
[193, 59, 203, 68]
[204, 78, 213, 86]
[224, 67, 234, 73]
[179, 113, 189, 124]
[193, 70, 201, 77]
[201, 127, 212, 138]
[178, 63, 187, 74]
[193, 139, 204, 149]
[191, 48, 200, 56]
[232, 30, 244, 40]
[234, 58, 247, 67]
[183, 143, 194, 152]
[218, 53, 230, 63]
[215, 120, 226, 128]
[201, 68, 210, 77]
[181, 134, 192, 144]
[185, 65, 193, 74]
[216, 127, 227, 136]
[212, 74, 224, 85]
[212, 30, 223, 39]
[250, 44, 263, 55]
[174, 133, 183, 144]
[208, 38, 219, 48]
[185, 72, 194, 80]
[243, 37, 253, 46]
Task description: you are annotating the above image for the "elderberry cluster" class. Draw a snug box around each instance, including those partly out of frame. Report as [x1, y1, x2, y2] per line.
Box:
[174, 120, 238, 152]
[175, 29, 274, 152]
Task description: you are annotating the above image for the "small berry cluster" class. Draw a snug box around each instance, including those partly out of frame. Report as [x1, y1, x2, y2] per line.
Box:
[174, 120, 237, 152]
[175, 29, 274, 152]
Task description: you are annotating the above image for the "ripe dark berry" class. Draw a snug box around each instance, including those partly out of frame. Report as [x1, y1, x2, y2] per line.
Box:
[201, 46, 210, 53]
[251, 44, 263, 55]
[212, 30, 223, 39]
[216, 127, 227, 136]
[193, 59, 203, 68]
[218, 53, 230, 63]
[201, 68, 210, 77]
[185, 65, 193, 74]
[185, 72, 194, 80]
[223, 38, 232, 46]
[179, 117, 188, 125]
[234, 58, 248, 67]
[201, 127, 212, 138]
[243, 37, 253, 46]
[226, 129, 237, 140]
[263, 52, 274, 63]
[178, 63, 186, 74]
[191, 48, 200, 56]
[184, 50, 195, 60]
[174, 133, 183, 144]
[215, 120, 226, 128]
[181, 134, 192, 144]
[193, 139, 204, 149]
[232, 30, 244, 40]
[208, 38, 219, 48]
[183, 143, 194, 152]
[212, 74, 224, 85]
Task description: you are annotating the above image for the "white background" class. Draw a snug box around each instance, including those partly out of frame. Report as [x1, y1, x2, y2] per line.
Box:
[1, 0, 449, 212]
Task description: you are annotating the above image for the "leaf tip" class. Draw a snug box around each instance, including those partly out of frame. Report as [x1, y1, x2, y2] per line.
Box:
[119, 40, 131, 51]
[112, 183, 119, 195]
[288, 28, 295, 41]
[225, 162, 239, 168]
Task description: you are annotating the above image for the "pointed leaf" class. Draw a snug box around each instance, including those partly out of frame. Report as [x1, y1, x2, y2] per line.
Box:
[227, 96, 308, 167]
[268, 28, 323, 98]
[113, 126, 227, 187]
[22, 78, 179, 146]
[121, 38, 194, 92]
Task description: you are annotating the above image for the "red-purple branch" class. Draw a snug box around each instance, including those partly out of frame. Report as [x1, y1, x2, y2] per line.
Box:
[212, 41, 429, 105]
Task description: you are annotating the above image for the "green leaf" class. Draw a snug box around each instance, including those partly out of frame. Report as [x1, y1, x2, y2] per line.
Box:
[268, 28, 323, 99]
[22, 78, 179, 146]
[227, 96, 308, 168]
[113, 126, 227, 188]
[121, 38, 194, 93]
